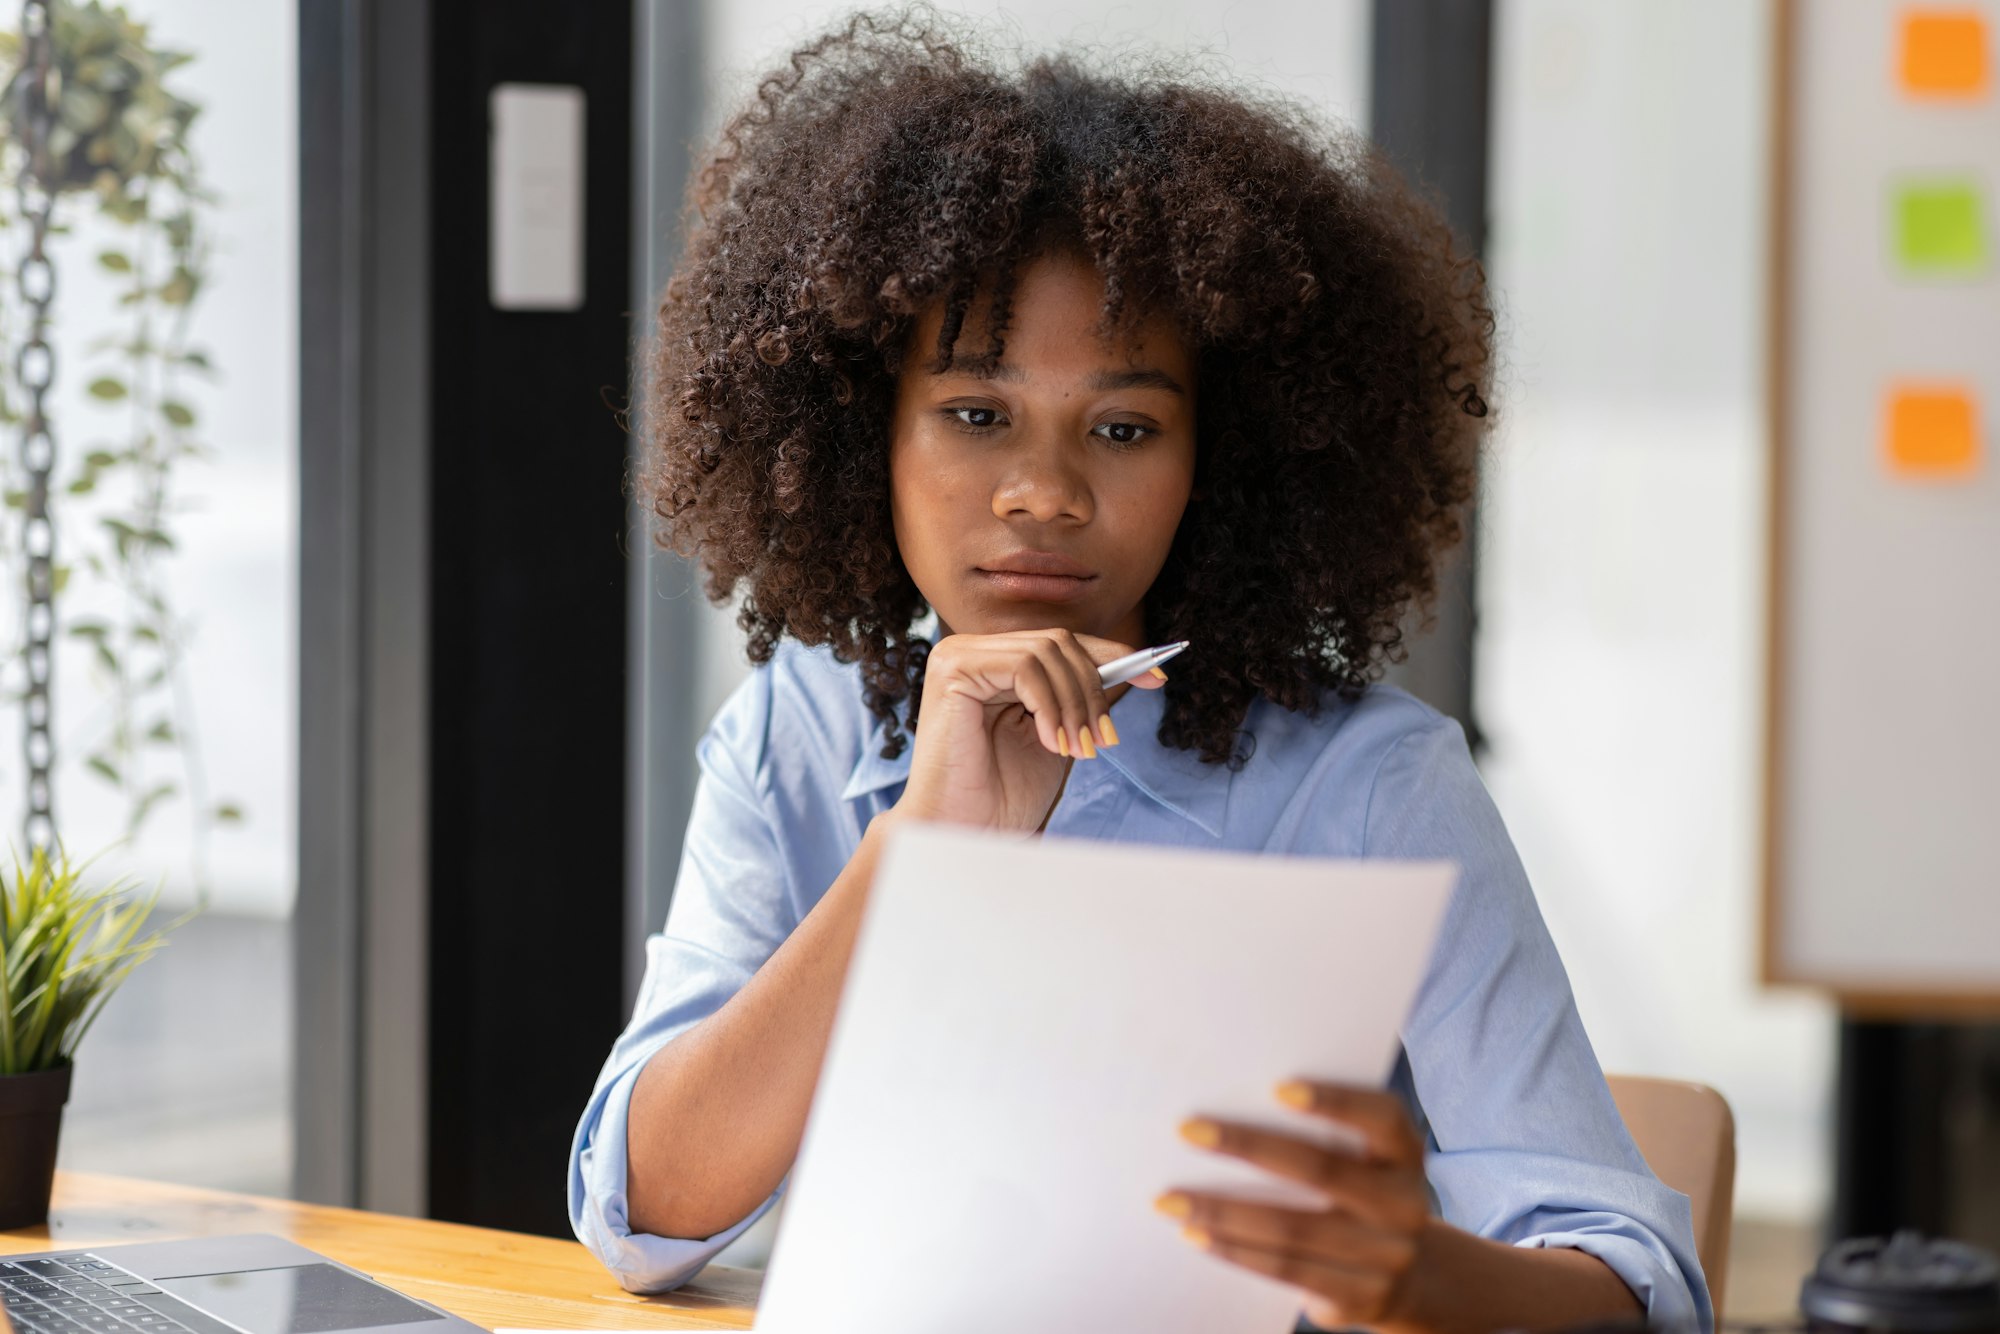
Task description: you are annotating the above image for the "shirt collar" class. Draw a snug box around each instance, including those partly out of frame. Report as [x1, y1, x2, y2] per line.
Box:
[839, 633, 1232, 839]
[840, 706, 920, 803]
[839, 613, 935, 805]
[1089, 679, 1232, 839]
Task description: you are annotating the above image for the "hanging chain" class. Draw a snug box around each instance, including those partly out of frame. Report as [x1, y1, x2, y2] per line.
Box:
[16, 0, 59, 855]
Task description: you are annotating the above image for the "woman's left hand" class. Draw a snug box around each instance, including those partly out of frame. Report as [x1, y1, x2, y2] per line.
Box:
[1157, 1080, 1436, 1333]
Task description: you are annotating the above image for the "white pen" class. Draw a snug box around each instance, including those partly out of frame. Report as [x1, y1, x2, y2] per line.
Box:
[1097, 640, 1190, 688]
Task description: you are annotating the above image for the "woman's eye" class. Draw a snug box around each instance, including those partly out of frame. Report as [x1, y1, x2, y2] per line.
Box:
[1093, 421, 1153, 448]
[945, 406, 1004, 431]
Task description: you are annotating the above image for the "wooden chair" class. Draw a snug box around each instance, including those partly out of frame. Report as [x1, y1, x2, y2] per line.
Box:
[1605, 1074, 1737, 1319]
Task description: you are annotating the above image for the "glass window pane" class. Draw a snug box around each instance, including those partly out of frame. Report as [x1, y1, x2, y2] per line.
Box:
[0, 0, 298, 1197]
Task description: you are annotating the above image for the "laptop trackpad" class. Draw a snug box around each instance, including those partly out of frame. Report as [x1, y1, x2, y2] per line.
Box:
[154, 1265, 444, 1334]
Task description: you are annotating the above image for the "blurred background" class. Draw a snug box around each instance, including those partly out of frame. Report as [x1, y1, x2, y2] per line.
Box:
[0, 0, 1992, 1324]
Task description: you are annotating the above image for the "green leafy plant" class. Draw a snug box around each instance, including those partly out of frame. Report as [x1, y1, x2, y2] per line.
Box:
[0, 844, 172, 1074]
[0, 1, 244, 879]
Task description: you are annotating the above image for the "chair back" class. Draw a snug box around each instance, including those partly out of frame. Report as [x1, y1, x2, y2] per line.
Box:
[1605, 1073, 1736, 1319]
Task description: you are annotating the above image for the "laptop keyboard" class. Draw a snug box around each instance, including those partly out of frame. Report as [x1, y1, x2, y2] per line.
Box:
[0, 1256, 199, 1334]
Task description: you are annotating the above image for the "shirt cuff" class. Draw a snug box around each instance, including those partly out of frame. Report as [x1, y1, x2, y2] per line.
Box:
[568, 1056, 782, 1293]
[1516, 1217, 1713, 1334]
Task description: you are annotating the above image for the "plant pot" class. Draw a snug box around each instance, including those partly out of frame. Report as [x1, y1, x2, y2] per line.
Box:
[0, 1062, 72, 1230]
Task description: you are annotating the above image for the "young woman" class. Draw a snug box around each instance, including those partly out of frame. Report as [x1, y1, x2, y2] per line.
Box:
[569, 13, 1710, 1333]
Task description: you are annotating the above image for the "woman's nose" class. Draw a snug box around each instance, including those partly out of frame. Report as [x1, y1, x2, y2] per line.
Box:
[991, 435, 1093, 525]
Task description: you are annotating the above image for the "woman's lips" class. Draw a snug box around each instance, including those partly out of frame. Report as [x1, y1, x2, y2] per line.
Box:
[972, 569, 1099, 602]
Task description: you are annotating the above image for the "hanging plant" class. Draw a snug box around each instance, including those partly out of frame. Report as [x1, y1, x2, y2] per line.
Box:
[0, 0, 242, 887]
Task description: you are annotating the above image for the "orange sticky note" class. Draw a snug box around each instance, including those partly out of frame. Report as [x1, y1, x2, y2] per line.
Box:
[1899, 9, 1990, 96]
[1885, 385, 1980, 477]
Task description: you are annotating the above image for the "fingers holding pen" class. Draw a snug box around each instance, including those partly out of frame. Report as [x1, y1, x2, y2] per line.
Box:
[1018, 634, 1091, 760]
[984, 631, 1118, 759]
[927, 628, 1157, 760]
[936, 636, 1097, 760]
[1000, 650, 1073, 759]
[1044, 630, 1118, 755]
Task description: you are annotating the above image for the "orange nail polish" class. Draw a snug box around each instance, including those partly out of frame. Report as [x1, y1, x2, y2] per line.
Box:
[1077, 728, 1098, 760]
[1275, 1080, 1314, 1110]
[1179, 1118, 1221, 1149]
[1181, 1226, 1213, 1249]
[1056, 731, 1070, 758]
[1149, 666, 1169, 682]
[1098, 715, 1120, 747]
[1153, 1192, 1192, 1220]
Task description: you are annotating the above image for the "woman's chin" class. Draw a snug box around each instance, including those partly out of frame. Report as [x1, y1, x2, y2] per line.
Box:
[938, 602, 1096, 638]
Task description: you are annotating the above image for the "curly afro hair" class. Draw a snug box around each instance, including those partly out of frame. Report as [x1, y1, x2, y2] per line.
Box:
[641, 6, 1494, 769]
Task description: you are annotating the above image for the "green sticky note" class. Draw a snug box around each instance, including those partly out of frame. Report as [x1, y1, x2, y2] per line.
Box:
[1895, 181, 1988, 274]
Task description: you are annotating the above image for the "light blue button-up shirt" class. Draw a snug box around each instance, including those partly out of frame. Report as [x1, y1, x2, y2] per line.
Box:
[569, 635, 1712, 1332]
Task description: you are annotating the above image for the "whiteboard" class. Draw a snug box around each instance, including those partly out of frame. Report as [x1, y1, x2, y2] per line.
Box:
[1766, 0, 2000, 1011]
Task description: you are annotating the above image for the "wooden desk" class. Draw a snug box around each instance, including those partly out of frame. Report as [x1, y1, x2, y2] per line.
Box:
[0, 1174, 757, 1332]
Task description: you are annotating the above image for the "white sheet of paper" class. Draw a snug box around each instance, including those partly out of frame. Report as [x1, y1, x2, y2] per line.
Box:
[753, 823, 1456, 1334]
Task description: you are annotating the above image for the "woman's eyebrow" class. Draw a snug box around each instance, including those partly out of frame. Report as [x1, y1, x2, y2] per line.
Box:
[1087, 367, 1186, 395]
[937, 363, 1186, 395]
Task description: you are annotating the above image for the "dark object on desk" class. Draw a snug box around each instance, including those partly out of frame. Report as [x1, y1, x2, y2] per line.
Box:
[0, 1236, 477, 1334]
[0, 1063, 71, 1229]
[1801, 1231, 2000, 1334]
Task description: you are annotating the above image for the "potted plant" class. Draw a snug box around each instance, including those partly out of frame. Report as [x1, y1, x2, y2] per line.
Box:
[0, 847, 172, 1228]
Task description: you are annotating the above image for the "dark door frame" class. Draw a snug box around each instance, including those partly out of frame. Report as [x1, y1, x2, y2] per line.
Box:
[298, 0, 648, 1233]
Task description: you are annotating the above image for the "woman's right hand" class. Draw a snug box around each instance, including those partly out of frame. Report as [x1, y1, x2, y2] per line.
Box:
[890, 628, 1165, 834]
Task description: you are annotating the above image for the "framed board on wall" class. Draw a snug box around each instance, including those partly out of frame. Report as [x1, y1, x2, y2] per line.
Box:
[1764, 0, 2000, 1015]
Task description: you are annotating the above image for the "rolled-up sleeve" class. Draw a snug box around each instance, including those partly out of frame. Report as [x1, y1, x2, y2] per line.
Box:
[567, 671, 797, 1293]
[1365, 717, 1714, 1334]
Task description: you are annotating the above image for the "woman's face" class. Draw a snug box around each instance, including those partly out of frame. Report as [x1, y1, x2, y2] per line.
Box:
[889, 251, 1198, 647]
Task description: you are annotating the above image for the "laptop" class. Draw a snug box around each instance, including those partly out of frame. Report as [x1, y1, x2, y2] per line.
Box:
[0, 1236, 484, 1334]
